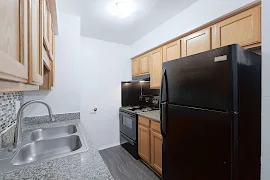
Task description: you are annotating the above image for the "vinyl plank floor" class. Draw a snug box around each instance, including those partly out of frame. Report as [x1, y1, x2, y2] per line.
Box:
[99, 146, 160, 180]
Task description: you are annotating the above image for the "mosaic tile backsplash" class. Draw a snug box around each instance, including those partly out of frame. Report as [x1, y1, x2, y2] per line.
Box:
[0, 92, 23, 133]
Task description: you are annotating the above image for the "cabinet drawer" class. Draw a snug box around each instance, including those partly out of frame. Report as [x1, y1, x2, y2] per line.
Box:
[151, 121, 161, 133]
[139, 116, 150, 128]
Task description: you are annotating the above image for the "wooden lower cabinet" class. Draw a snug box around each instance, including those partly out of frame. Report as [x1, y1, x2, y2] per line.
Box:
[138, 116, 162, 175]
[151, 127, 162, 175]
[138, 124, 151, 164]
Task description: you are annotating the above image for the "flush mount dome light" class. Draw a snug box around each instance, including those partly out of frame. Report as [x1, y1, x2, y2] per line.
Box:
[107, 0, 136, 18]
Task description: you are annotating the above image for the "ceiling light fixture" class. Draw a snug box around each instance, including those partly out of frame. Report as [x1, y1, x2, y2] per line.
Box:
[107, 0, 136, 18]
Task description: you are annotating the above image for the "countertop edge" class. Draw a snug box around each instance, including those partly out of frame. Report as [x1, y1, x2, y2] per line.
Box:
[0, 119, 113, 180]
[137, 113, 160, 123]
[120, 107, 160, 122]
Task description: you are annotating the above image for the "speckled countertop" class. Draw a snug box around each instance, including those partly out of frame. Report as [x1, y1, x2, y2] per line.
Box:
[137, 110, 160, 122]
[120, 107, 160, 122]
[0, 119, 113, 180]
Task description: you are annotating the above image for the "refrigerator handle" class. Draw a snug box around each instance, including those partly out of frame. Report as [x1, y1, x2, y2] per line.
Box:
[159, 68, 167, 103]
[160, 68, 167, 136]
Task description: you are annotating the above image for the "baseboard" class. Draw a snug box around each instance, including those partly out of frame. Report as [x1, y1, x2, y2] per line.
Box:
[98, 142, 120, 151]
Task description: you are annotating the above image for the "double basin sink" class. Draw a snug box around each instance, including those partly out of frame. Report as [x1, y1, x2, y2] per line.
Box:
[0, 123, 88, 173]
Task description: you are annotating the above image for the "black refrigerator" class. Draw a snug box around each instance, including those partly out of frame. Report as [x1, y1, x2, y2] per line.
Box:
[160, 44, 261, 180]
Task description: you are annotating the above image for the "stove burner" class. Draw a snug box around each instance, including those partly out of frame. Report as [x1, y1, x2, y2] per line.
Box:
[134, 107, 154, 113]
[124, 105, 141, 110]
[123, 105, 158, 113]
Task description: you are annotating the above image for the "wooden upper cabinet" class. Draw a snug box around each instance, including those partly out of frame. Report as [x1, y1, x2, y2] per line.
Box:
[150, 48, 163, 89]
[0, 0, 28, 83]
[138, 124, 151, 164]
[47, 9, 54, 60]
[43, 0, 50, 51]
[140, 54, 149, 74]
[51, 27, 55, 59]
[163, 40, 181, 62]
[132, 58, 140, 76]
[28, 0, 43, 85]
[212, 5, 261, 49]
[48, 11, 52, 49]
[182, 27, 211, 57]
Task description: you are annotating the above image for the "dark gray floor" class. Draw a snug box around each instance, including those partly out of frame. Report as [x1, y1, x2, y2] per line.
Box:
[99, 145, 160, 180]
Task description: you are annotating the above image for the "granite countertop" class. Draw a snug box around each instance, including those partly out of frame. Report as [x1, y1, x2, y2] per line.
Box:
[137, 110, 160, 122]
[120, 107, 160, 122]
[0, 119, 113, 180]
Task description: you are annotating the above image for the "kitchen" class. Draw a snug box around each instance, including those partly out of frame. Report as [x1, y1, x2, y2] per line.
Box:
[0, 0, 269, 180]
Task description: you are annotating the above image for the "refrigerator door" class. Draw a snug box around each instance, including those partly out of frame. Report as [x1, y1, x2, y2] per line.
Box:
[163, 46, 235, 112]
[162, 104, 232, 180]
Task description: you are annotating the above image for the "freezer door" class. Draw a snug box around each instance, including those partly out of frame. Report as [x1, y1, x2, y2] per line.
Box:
[163, 46, 235, 111]
[162, 104, 232, 180]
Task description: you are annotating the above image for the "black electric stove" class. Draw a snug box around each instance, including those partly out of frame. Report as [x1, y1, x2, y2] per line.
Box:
[119, 105, 158, 159]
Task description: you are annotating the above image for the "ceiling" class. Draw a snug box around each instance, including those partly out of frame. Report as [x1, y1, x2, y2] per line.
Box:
[57, 0, 198, 45]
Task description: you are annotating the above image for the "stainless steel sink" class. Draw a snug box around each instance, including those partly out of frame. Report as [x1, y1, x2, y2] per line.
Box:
[12, 135, 82, 166]
[29, 125, 77, 141]
[0, 123, 88, 173]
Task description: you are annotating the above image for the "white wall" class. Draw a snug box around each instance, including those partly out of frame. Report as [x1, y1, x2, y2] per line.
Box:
[80, 37, 131, 150]
[24, 12, 131, 150]
[130, 0, 255, 57]
[261, 0, 270, 179]
[24, 12, 81, 117]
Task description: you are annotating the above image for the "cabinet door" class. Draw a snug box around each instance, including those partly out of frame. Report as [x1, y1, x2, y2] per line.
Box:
[43, 0, 49, 51]
[51, 60, 55, 87]
[150, 48, 163, 89]
[163, 40, 181, 62]
[132, 58, 140, 76]
[140, 54, 149, 74]
[151, 130, 162, 175]
[48, 11, 52, 50]
[51, 30, 55, 60]
[212, 5, 261, 49]
[138, 125, 151, 164]
[28, 0, 43, 85]
[0, 0, 28, 82]
[182, 28, 211, 57]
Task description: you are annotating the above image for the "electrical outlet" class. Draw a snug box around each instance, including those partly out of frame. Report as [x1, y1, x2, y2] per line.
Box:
[15, 101, 21, 114]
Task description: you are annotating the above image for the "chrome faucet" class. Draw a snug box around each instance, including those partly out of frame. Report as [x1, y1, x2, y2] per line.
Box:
[11, 100, 54, 150]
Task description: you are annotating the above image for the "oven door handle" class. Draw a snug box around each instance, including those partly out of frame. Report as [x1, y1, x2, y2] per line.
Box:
[121, 133, 135, 145]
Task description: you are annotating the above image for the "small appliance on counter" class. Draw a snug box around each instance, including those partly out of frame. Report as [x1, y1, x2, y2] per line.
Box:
[119, 81, 159, 159]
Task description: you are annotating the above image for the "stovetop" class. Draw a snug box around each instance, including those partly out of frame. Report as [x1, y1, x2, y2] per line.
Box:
[123, 105, 159, 113]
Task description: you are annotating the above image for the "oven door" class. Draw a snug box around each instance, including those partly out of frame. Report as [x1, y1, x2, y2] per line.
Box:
[120, 132, 139, 159]
[119, 111, 137, 141]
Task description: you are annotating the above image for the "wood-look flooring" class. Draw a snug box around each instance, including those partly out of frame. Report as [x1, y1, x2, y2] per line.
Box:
[99, 146, 160, 180]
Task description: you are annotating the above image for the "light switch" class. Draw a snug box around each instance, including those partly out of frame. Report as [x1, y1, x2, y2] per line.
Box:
[15, 101, 21, 114]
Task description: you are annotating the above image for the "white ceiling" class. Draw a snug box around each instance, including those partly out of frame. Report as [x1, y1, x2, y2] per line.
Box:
[57, 0, 198, 45]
